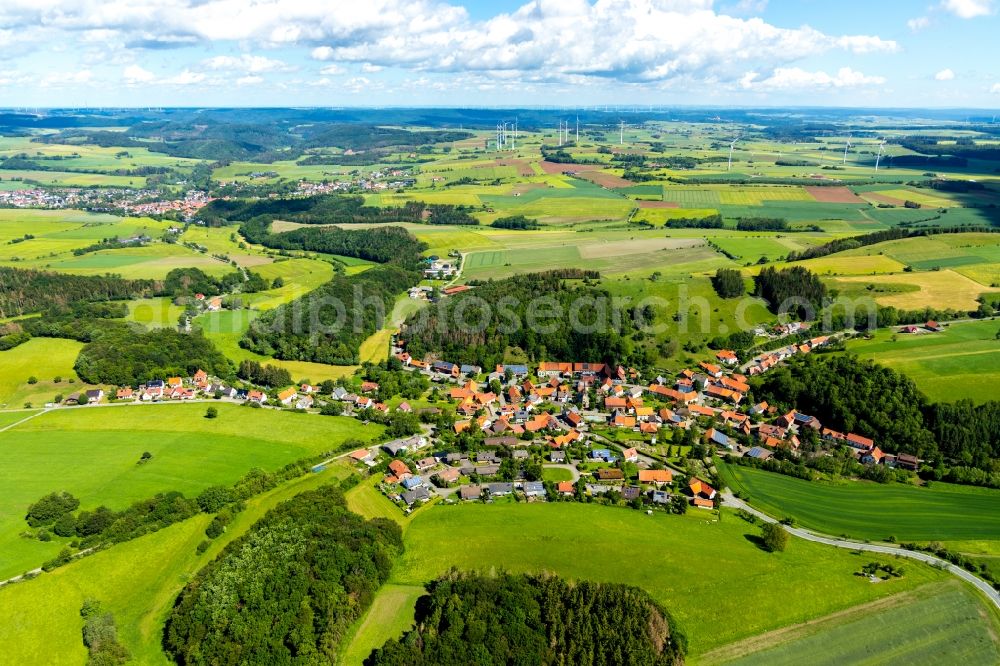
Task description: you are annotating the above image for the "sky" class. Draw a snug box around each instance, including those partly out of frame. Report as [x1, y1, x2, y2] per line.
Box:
[0, 0, 998, 108]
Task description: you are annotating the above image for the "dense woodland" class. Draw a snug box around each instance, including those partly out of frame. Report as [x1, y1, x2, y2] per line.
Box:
[0, 267, 155, 318]
[402, 271, 653, 370]
[711, 268, 746, 298]
[368, 571, 686, 666]
[490, 215, 541, 230]
[163, 267, 266, 298]
[240, 217, 426, 265]
[163, 486, 403, 665]
[75, 328, 233, 386]
[786, 226, 999, 262]
[753, 266, 827, 318]
[754, 354, 1000, 484]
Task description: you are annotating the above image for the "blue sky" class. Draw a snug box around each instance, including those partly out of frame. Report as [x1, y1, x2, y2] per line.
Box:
[0, 0, 997, 108]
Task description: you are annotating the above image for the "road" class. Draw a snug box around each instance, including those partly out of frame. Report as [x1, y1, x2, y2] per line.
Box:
[722, 491, 1000, 610]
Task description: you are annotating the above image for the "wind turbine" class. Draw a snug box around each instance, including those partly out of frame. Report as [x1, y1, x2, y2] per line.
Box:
[727, 135, 740, 171]
[874, 138, 887, 173]
[843, 134, 852, 164]
[619, 120, 626, 145]
[575, 116, 579, 143]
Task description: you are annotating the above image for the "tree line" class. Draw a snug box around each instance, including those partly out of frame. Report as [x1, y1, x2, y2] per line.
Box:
[753, 266, 827, 318]
[0, 267, 156, 319]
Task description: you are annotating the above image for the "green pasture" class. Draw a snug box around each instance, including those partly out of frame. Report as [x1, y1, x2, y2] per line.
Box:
[384, 502, 942, 656]
[0, 337, 83, 409]
[710, 582, 999, 666]
[0, 461, 355, 665]
[843, 319, 1000, 403]
[718, 462, 1000, 542]
[0, 403, 382, 579]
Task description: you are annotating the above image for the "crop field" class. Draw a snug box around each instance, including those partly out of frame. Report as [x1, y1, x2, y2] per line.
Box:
[711, 235, 821, 261]
[833, 269, 998, 309]
[0, 337, 83, 409]
[0, 211, 170, 262]
[0, 460, 354, 665]
[381, 502, 943, 657]
[718, 463, 1000, 542]
[0, 403, 383, 579]
[0, 169, 146, 187]
[844, 319, 1000, 403]
[708, 582, 1000, 666]
[874, 188, 959, 208]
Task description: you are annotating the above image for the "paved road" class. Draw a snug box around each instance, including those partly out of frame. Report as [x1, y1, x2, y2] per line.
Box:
[722, 491, 1000, 610]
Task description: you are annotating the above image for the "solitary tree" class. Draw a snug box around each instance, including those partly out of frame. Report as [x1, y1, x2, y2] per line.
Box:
[205, 406, 218, 419]
[761, 522, 788, 552]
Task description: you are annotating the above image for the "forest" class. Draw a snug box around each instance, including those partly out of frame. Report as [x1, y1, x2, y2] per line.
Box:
[239, 217, 426, 265]
[203, 194, 424, 227]
[368, 571, 686, 666]
[402, 271, 652, 370]
[711, 268, 745, 298]
[241, 263, 419, 365]
[74, 327, 233, 386]
[753, 266, 827, 318]
[754, 354, 1000, 484]
[163, 486, 403, 664]
[0, 267, 156, 318]
[490, 215, 541, 230]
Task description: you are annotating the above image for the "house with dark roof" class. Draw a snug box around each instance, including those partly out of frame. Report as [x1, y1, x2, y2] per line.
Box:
[402, 487, 431, 505]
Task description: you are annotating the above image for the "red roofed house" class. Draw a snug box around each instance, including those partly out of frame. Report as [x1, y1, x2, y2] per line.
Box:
[638, 469, 673, 485]
[716, 349, 738, 365]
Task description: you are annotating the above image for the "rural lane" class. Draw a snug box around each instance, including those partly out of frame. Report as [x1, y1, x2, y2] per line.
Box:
[721, 491, 1000, 611]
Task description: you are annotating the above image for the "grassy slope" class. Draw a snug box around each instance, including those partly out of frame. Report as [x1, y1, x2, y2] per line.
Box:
[719, 462, 1000, 542]
[0, 403, 382, 578]
[0, 462, 354, 665]
[708, 581, 1000, 666]
[380, 502, 943, 656]
[843, 319, 1000, 403]
[0, 338, 82, 408]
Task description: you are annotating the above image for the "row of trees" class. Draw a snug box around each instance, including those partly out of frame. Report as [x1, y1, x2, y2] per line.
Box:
[0, 267, 155, 319]
[236, 359, 292, 388]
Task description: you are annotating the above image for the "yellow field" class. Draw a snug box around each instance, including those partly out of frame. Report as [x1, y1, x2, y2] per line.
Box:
[874, 189, 958, 208]
[765, 254, 907, 276]
[835, 269, 1000, 309]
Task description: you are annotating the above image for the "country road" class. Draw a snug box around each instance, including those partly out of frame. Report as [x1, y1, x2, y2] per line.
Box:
[722, 491, 1000, 610]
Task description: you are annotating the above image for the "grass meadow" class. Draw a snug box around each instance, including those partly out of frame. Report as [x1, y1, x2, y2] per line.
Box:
[0, 461, 355, 665]
[718, 462, 1000, 542]
[706, 581, 999, 666]
[0, 337, 83, 409]
[373, 502, 943, 657]
[843, 319, 1000, 403]
[0, 403, 382, 579]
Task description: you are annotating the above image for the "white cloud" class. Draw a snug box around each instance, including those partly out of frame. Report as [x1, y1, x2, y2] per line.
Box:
[161, 70, 206, 85]
[203, 54, 292, 73]
[39, 69, 93, 88]
[319, 64, 344, 75]
[0, 0, 899, 88]
[236, 75, 264, 86]
[940, 0, 995, 18]
[361, 63, 384, 73]
[935, 68, 955, 81]
[740, 67, 885, 91]
[123, 64, 156, 84]
[907, 16, 931, 30]
[992, 83, 1000, 93]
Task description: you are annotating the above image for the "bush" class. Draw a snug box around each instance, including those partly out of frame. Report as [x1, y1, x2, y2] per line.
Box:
[52, 512, 77, 537]
[762, 522, 789, 552]
[26, 491, 80, 527]
[196, 486, 234, 513]
[27, 375, 37, 384]
[205, 406, 218, 419]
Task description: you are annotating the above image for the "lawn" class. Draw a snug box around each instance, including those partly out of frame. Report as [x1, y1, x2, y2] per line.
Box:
[542, 467, 574, 481]
[0, 403, 383, 578]
[0, 461, 354, 665]
[707, 581, 999, 666]
[339, 584, 423, 666]
[384, 502, 944, 656]
[718, 462, 1000, 542]
[844, 319, 1000, 403]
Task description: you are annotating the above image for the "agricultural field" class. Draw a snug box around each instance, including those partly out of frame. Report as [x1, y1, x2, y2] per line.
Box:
[832, 269, 998, 310]
[372, 502, 944, 657]
[0, 403, 382, 579]
[0, 337, 83, 409]
[707, 582, 1000, 666]
[844, 319, 1000, 403]
[718, 462, 1000, 542]
[0, 461, 355, 665]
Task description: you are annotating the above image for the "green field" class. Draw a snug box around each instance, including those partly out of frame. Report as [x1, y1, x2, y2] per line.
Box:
[0, 403, 383, 578]
[0, 337, 83, 409]
[718, 462, 1000, 542]
[708, 581, 999, 665]
[541, 466, 574, 481]
[0, 461, 354, 665]
[844, 319, 1000, 403]
[369, 502, 944, 657]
